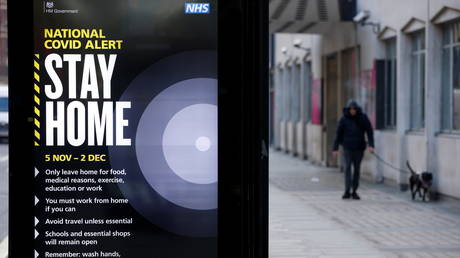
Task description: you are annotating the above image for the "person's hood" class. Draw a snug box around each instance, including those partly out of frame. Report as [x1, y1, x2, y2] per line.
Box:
[343, 100, 362, 117]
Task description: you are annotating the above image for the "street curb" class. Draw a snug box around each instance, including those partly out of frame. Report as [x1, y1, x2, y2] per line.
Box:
[0, 236, 7, 258]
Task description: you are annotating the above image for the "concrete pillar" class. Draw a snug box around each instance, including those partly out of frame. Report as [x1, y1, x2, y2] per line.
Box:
[300, 61, 306, 125]
[396, 31, 412, 188]
[289, 63, 298, 155]
[299, 59, 307, 159]
[273, 67, 282, 149]
[425, 19, 442, 194]
[283, 63, 291, 152]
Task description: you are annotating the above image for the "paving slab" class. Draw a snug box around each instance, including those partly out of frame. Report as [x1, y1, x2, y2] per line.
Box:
[269, 150, 460, 258]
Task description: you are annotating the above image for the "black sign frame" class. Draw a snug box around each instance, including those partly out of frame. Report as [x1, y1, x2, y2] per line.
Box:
[8, 0, 268, 257]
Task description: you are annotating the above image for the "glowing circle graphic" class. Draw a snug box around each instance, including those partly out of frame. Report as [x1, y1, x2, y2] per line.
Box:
[195, 137, 212, 152]
[162, 103, 217, 185]
[109, 51, 217, 237]
[135, 78, 218, 210]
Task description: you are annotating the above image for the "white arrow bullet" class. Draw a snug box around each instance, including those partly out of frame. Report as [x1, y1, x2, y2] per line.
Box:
[35, 196, 39, 205]
[35, 217, 39, 226]
[35, 229, 39, 239]
[35, 250, 39, 258]
[35, 167, 39, 177]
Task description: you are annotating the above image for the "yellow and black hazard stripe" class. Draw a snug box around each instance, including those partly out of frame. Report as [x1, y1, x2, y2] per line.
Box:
[34, 54, 40, 146]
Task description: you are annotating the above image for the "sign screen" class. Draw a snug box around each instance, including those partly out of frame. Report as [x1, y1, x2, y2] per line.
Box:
[32, 0, 217, 257]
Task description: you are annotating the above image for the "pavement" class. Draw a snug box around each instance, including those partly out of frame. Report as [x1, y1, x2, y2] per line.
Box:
[0, 141, 7, 257]
[269, 150, 460, 258]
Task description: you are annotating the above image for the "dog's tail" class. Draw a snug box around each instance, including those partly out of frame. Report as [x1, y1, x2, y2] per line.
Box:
[406, 161, 417, 175]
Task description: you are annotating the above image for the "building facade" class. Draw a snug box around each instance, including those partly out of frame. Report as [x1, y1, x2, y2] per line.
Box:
[271, 0, 460, 199]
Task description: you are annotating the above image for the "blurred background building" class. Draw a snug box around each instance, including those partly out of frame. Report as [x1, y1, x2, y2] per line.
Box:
[270, 0, 460, 199]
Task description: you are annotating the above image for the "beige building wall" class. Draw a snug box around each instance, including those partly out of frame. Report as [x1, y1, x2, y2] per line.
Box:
[272, 0, 460, 199]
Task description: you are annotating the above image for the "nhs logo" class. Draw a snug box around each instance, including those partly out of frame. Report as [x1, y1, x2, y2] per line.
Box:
[185, 3, 211, 14]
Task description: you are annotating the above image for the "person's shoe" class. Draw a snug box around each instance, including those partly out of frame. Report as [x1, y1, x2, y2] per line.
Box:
[352, 192, 360, 200]
[342, 192, 351, 199]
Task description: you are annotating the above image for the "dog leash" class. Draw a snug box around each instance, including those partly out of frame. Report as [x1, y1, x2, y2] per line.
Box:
[371, 152, 410, 174]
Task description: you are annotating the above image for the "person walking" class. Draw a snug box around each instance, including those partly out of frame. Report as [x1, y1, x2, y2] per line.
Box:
[332, 100, 374, 200]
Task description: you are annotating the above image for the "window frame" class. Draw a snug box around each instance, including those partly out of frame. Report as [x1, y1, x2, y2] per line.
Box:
[409, 30, 426, 131]
[303, 61, 312, 123]
[291, 63, 301, 123]
[276, 67, 285, 122]
[285, 65, 292, 122]
[383, 37, 397, 129]
[441, 20, 460, 134]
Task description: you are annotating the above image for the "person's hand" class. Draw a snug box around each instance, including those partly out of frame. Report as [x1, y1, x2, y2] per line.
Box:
[332, 151, 339, 157]
[368, 147, 374, 153]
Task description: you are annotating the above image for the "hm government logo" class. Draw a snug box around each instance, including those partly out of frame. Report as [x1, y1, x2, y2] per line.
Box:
[43, 1, 79, 14]
[185, 3, 211, 14]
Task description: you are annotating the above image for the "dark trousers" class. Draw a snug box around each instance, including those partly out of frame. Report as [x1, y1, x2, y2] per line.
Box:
[343, 149, 364, 193]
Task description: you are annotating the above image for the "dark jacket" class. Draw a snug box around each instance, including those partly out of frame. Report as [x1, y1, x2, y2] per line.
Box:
[333, 100, 374, 151]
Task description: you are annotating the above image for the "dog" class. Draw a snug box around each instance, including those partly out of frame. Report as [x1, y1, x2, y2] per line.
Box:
[406, 161, 433, 202]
